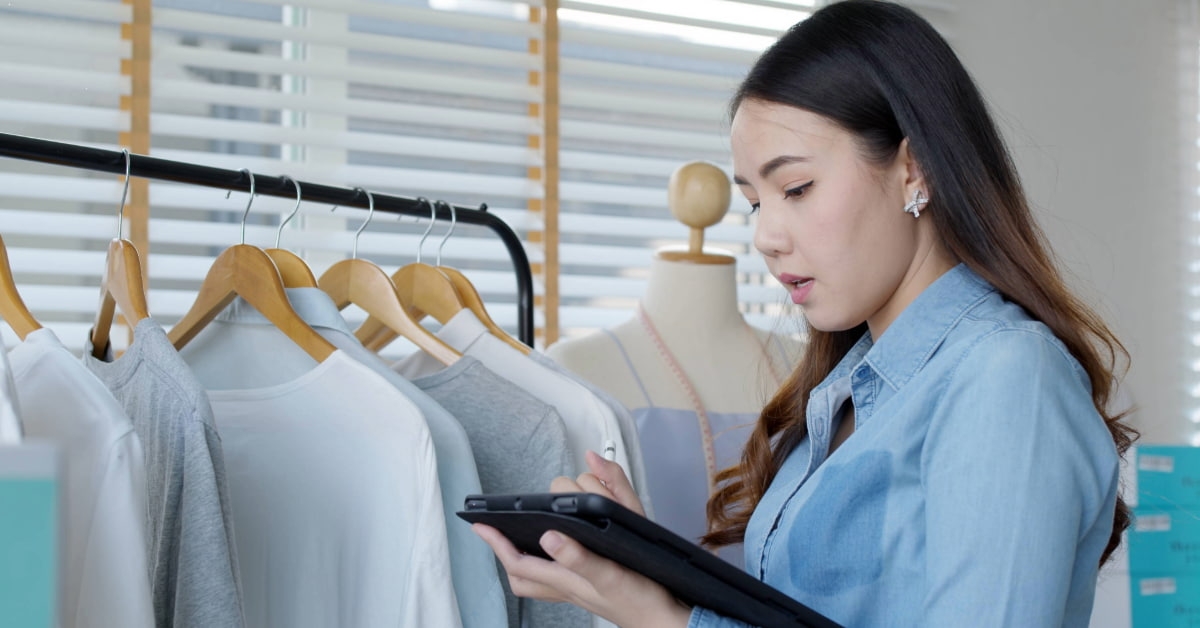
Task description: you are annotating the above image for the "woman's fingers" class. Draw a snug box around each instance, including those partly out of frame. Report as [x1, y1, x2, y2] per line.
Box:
[472, 523, 692, 628]
[539, 530, 622, 594]
[549, 452, 644, 514]
[470, 524, 565, 601]
[584, 450, 644, 515]
[538, 529, 692, 627]
[472, 524, 592, 605]
[550, 475, 583, 493]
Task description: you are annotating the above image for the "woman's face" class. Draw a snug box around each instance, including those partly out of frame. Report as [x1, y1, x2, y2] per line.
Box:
[731, 99, 951, 338]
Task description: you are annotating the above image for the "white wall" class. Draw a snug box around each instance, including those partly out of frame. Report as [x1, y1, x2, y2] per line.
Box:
[949, 0, 1189, 445]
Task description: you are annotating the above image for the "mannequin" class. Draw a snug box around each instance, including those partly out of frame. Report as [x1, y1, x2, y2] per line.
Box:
[547, 161, 801, 562]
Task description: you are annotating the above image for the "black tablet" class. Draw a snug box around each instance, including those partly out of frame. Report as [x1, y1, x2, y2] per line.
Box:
[457, 492, 841, 628]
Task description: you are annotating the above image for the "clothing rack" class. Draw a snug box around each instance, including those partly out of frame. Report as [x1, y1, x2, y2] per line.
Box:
[0, 132, 536, 345]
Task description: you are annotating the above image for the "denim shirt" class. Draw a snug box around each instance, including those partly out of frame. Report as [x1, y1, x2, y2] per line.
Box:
[688, 265, 1119, 628]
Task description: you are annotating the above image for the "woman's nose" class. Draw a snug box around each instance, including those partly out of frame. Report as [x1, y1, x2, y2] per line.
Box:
[753, 204, 790, 258]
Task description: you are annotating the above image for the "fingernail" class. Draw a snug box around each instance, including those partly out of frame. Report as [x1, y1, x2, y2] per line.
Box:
[540, 530, 564, 554]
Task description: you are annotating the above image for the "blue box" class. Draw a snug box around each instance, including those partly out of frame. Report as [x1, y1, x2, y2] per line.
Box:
[1129, 508, 1200, 574]
[1129, 574, 1200, 627]
[1136, 446, 1200, 510]
[0, 443, 59, 628]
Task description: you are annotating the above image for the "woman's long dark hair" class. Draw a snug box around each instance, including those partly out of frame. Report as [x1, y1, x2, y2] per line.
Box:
[703, 0, 1135, 565]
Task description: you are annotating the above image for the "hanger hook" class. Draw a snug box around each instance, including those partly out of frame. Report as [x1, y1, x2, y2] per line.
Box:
[415, 197, 437, 265]
[435, 200, 457, 267]
[117, 148, 131, 240]
[352, 188, 375, 260]
[239, 168, 256, 245]
[276, 175, 301, 248]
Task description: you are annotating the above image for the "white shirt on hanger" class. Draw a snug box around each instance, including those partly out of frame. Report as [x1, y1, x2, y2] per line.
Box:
[0, 337, 23, 444]
[180, 307, 462, 628]
[8, 328, 154, 628]
[187, 288, 505, 628]
[393, 309, 633, 482]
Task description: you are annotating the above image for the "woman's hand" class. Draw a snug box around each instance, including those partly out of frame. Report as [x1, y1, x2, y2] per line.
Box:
[472, 450, 693, 628]
[552, 449, 645, 515]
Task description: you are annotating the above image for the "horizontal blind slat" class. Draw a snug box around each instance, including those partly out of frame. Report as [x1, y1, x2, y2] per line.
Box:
[151, 81, 538, 134]
[2, 0, 130, 23]
[155, 43, 538, 103]
[154, 8, 540, 71]
[560, 1, 786, 38]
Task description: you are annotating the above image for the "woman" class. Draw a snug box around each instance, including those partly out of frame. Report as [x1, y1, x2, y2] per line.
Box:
[474, 1, 1135, 626]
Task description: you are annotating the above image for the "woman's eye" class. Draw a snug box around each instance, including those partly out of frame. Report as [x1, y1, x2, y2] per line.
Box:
[783, 181, 814, 199]
[748, 202, 761, 215]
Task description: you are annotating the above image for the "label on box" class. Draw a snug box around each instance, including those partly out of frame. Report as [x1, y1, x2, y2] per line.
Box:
[1139, 577, 1178, 596]
[1131, 575, 1200, 627]
[1141, 455, 1177, 473]
[1137, 514, 1173, 532]
[1130, 509, 1200, 573]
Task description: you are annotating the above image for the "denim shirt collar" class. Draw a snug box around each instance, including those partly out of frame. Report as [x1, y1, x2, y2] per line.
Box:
[799, 264, 993, 477]
[862, 264, 994, 391]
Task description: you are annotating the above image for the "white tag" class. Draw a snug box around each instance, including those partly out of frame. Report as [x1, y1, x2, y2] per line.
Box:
[1139, 455, 1175, 473]
[1134, 513, 1172, 532]
[1139, 577, 1177, 596]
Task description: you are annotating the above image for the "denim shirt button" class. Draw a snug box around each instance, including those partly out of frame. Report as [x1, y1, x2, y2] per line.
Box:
[852, 366, 869, 385]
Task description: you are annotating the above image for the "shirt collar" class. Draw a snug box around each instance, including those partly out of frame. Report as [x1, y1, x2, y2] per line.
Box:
[812, 264, 994, 398]
[216, 288, 354, 335]
[862, 263, 994, 391]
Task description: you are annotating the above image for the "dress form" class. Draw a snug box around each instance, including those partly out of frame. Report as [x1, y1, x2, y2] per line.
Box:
[546, 162, 801, 561]
[546, 161, 797, 415]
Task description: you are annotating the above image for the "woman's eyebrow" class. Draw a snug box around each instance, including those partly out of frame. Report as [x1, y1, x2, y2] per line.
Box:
[733, 155, 812, 186]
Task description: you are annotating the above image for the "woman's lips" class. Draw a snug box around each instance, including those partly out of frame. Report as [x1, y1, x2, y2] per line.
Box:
[778, 273, 814, 305]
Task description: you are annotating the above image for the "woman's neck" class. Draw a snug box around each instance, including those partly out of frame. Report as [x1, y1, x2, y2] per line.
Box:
[640, 255, 745, 335]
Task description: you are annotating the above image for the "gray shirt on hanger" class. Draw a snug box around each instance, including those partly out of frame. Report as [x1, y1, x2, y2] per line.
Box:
[407, 356, 588, 628]
[83, 318, 245, 628]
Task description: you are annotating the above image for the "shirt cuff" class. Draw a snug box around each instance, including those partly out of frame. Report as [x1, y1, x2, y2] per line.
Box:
[688, 606, 748, 628]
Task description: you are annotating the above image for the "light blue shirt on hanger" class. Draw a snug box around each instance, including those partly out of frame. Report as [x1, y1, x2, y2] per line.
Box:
[688, 264, 1119, 628]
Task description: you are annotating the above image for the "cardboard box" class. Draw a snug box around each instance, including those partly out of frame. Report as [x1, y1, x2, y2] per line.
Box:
[0, 442, 59, 628]
[1136, 447, 1200, 510]
[1128, 508, 1200, 574]
[1129, 574, 1200, 628]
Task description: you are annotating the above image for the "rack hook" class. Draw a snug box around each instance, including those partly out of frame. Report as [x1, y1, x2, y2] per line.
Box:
[435, 200, 457, 268]
[276, 175, 301, 249]
[238, 168, 256, 245]
[415, 196, 437, 265]
[116, 148, 131, 240]
[352, 188, 375, 260]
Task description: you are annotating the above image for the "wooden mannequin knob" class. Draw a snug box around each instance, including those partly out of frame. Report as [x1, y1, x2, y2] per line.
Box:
[659, 161, 734, 264]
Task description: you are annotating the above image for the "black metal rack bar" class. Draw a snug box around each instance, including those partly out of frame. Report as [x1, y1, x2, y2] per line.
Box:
[0, 132, 535, 345]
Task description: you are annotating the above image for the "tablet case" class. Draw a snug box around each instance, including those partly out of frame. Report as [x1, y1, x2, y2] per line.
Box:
[457, 492, 842, 628]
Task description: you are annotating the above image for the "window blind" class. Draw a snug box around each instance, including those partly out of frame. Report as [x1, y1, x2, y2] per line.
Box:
[148, 0, 544, 349]
[0, 0, 132, 350]
[554, 0, 815, 339]
[0, 0, 545, 354]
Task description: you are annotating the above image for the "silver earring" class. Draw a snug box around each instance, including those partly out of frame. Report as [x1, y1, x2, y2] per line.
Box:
[903, 189, 928, 218]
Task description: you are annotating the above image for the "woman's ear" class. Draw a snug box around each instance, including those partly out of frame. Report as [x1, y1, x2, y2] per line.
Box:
[896, 138, 927, 197]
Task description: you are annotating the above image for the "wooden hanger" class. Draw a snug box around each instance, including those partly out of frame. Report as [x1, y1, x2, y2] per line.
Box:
[264, 175, 317, 288]
[91, 149, 150, 358]
[359, 201, 529, 353]
[167, 170, 335, 363]
[438, 266, 530, 354]
[354, 199, 467, 352]
[428, 200, 528, 353]
[318, 190, 460, 365]
[0, 234, 42, 340]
